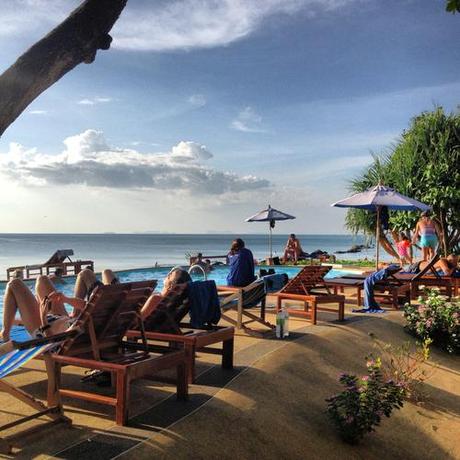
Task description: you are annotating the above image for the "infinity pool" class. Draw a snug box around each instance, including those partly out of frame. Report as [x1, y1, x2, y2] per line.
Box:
[0, 265, 351, 332]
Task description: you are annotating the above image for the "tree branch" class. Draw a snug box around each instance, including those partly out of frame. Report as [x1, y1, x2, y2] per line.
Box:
[0, 0, 127, 137]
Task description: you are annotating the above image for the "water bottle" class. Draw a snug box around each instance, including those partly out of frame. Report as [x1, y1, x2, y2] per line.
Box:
[276, 309, 285, 339]
[283, 308, 289, 338]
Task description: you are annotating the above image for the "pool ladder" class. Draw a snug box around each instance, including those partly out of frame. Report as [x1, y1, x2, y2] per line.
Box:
[188, 264, 208, 280]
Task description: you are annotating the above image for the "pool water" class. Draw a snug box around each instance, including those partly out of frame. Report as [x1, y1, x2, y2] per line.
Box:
[0, 265, 350, 332]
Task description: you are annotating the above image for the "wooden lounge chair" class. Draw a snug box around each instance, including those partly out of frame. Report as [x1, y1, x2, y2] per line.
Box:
[326, 267, 410, 309]
[218, 279, 275, 337]
[273, 265, 345, 324]
[408, 254, 454, 300]
[0, 330, 78, 454]
[50, 281, 188, 425]
[126, 281, 235, 384]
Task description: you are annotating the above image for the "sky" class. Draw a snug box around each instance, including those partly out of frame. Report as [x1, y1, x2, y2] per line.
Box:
[0, 0, 459, 234]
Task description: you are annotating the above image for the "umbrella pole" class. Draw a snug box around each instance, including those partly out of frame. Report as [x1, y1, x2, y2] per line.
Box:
[269, 223, 273, 259]
[375, 206, 380, 270]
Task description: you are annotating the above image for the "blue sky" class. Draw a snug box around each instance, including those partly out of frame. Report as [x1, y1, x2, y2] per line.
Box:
[0, 0, 459, 233]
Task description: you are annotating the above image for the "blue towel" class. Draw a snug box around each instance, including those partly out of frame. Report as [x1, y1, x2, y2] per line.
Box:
[358, 264, 401, 312]
[263, 273, 288, 293]
[188, 280, 221, 328]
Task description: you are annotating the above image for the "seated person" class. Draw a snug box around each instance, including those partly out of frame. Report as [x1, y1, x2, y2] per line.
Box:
[140, 267, 192, 319]
[1, 275, 85, 342]
[226, 238, 256, 287]
[282, 234, 304, 264]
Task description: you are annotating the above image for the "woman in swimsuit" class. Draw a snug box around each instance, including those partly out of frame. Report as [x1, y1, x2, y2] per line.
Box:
[1, 276, 85, 342]
[413, 211, 439, 261]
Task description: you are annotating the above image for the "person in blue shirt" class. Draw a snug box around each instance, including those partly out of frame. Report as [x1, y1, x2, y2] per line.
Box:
[226, 238, 256, 287]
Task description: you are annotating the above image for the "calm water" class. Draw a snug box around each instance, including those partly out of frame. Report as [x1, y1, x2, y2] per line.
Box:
[0, 233, 375, 279]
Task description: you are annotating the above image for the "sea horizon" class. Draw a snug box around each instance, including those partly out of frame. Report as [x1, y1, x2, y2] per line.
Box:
[0, 233, 377, 279]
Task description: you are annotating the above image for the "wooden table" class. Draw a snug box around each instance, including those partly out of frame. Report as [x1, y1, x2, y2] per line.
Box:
[272, 292, 345, 325]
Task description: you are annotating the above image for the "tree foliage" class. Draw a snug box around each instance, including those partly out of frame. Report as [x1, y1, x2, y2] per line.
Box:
[346, 107, 460, 256]
[446, 0, 460, 13]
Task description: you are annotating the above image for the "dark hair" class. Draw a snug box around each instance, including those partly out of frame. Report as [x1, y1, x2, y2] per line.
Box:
[230, 238, 245, 252]
[55, 268, 64, 276]
[290, 234, 296, 239]
[421, 210, 430, 217]
[197, 252, 203, 258]
[400, 233, 409, 241]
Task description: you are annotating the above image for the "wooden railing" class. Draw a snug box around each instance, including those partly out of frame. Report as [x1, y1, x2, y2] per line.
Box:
[6, 260, 94, 281]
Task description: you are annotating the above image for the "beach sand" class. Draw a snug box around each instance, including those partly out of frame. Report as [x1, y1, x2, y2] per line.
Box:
[0, 298, 458, 459]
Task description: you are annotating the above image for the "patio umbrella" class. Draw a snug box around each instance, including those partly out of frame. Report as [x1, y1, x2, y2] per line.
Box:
[245, 205, 296, 258]
[331, 184, 431, 268]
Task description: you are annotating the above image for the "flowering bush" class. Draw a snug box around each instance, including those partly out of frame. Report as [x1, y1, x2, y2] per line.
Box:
[326, 357, 405, 444]
[404, 289, 460, 354]
[370, 333, 434, 401]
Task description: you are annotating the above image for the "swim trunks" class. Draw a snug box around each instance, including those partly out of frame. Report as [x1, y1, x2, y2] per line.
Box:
[420, 235, 437, 248]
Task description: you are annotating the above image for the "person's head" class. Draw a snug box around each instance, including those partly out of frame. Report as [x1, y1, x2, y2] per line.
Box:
[289, 233, 296, 240]
[205, 259, 211, 265]
[197, 252, 203, 261]
[400, 233, 409, 241]
[54, 268, 64, 277]
[162, 268, 192, 295]
[421, 210, 430, 219]
[230, 238, 245, 253]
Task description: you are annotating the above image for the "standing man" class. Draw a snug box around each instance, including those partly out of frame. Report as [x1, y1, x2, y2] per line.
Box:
[226, 238, 256, 287]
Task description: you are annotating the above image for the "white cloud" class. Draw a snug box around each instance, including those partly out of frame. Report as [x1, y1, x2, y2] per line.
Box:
[0, 130, 270, 195]
[188, 94, 207, 108]
[77, 96, 112, 106]
[28, 110, 47, 115]
[111, 0, 361, 51]
[231, 106, 266, 133]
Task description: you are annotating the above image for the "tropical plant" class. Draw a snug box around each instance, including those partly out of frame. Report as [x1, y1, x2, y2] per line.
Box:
[346, 108, 460, 256]
[369, 333, 434, 401]
[404, 289, 460, 354]
[446, 0, 460, 13]
[326, 357, 405, 444]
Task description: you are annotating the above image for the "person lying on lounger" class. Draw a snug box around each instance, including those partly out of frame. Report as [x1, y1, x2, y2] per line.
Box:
[419, 254, 459, 276]
[0, 276, 85, 342]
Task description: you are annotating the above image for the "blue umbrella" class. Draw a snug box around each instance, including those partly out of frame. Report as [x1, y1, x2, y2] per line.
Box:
[332, 184, 430, 268]
[246, 205, 295, 258]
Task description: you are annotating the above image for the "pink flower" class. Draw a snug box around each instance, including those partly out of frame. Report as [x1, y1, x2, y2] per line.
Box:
[361, 376, 369, 382]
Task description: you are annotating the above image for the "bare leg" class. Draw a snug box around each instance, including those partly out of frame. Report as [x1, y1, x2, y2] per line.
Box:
[102, 269, 118, 285]
[1, 279, 41, 340]
[74, 268, 97, 300]
[35, 275, 67, 317]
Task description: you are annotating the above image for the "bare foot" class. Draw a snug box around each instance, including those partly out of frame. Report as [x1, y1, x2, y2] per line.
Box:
[0, 330, 10, 342]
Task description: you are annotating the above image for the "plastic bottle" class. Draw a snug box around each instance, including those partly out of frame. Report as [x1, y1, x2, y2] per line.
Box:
[283, 307, 289, 338]
[276, 309, 285, 339]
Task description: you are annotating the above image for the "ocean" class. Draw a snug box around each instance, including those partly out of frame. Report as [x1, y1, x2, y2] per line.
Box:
[0, 233, 375, 279]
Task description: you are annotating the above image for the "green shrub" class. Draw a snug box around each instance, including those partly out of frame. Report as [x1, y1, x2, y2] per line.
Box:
[404, 289, 460, 354]
[326, 357, 405, 444]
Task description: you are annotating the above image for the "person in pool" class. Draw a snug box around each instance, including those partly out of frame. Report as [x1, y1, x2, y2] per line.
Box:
[226, 238, 256, 287]
[413, 211, 440, 261]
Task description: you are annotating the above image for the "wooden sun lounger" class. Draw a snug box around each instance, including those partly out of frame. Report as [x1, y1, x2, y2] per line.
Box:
[50, 281, 188, 426]
[272, 266, 345, 324]
[126, 282, 235, 384]
[218, 279, 275, 337]
[0, 330, 79, 454]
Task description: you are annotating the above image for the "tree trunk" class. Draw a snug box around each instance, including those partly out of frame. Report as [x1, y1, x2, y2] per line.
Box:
[379, 231, 398, 259]
[0, 0, 127, 137]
